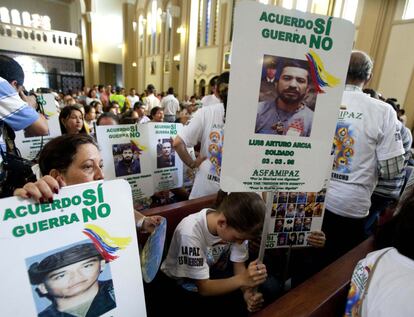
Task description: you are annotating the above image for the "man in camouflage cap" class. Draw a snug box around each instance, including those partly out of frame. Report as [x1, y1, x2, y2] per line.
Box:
[28, 242, 116, 317]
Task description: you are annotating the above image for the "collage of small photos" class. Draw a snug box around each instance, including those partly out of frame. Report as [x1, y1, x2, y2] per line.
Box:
[267, 190, 326, 248]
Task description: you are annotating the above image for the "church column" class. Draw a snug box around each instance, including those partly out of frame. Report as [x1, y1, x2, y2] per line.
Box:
[81, 0, 99, 86]
[123, 2, 138, 90]
[177, 0, 199, 99]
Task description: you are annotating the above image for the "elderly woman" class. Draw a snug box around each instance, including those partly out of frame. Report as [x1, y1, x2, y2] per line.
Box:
[14, 134, 160, 231]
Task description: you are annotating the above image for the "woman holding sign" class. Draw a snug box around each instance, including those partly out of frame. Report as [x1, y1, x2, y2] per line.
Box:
[14, 134, 160, 232]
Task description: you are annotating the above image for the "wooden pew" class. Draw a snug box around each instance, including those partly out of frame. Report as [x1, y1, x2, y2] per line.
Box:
[252, 237, 374, 317]
[141, 195, 374, 317]
[141, 193, 217, 244]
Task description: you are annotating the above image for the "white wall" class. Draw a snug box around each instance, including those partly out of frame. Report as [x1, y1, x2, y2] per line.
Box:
[91, 0, 123, 64]
[378, 21, 414, 105]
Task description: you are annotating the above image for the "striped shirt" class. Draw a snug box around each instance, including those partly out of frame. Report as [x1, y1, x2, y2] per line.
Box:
[0, 76, 39, 153]
[374, 123, 412, 199]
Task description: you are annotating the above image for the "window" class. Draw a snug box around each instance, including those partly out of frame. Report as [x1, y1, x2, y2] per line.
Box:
[296, 0, 309, 12]
[198, 0, 203, 47]
[11, 9, 21, 25]
[258, 0, 269, 4]
[138, 15, 144, 57]
[151, 0, 157, 54]
[0, 7, 10, 23]
[41, 16, 51, 30]
[166, 8, 172, 52]
[403, 0, 414, 19]
[281, 0, 309, 12]
[333, 0, 359, 23]
[281, 0, 293, 10]
[22, 11, 31, 26]
[205, 0, 212, 45]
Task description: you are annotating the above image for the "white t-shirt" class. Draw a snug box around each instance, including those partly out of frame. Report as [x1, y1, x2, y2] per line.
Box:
[178, 103, 224, 199]
[127, 95, 140, 107]
[201, 94, 220, 107]
[161, 208, 248, 291]
[345, 247, 414, 317]
[325, 86, 404, 218]
[145, 94, 160, 113]
[161, 94, 180, 115]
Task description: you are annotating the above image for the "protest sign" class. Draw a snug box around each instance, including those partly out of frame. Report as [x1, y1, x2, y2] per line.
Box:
[96, 123, 184, 203]
[14, 94, 61, 160]
[96, 124, 154, 202]
[221, 1, 355, 193]
[150, 123, 183, 192]
[0, 179, 146, 316]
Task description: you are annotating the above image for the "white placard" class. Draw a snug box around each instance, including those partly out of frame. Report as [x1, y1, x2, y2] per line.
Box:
[149, 123, 183, 192]
[96, 124, 154, 202]
[0, 180, 146, 316]
[14, 94, 61, 160]
[221, 1, 355, 192]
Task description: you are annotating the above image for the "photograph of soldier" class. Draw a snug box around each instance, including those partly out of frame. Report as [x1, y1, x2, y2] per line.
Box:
[255, 55, 316, 137]
[303, 218, 312, 231]
[283, 218, 294, 232]
[277, 192, 288, 203]
[275, 219, 284, 233]
[258, 57, 278, 102]
[27, 242, 116, 317]
[297, 232, 305, 245]
[157, 138, 175, 169]
[276, 203, 286, 218]
[277, 233, 287, 246]
[288, 192, 297, 203]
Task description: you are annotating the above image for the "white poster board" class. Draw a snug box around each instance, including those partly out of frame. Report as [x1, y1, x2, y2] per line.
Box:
[96, 124, 154, 202]
[0, 179, 146, 317]
[14, 94, 61, 160]
[221, 1, 355, 193]
[96, 123, 183, 203]
[150, 123, 183, 192]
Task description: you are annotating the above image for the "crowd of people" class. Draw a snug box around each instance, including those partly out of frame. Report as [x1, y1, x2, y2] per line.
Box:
[1, 49, 414, 317]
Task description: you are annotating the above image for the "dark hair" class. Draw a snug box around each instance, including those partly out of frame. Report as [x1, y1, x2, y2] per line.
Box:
[84, 104, 95, 115]
[0, 55, 24, 86]
[96, 112, 120, 125]
[217, 71, 230, 113]
[346, 50, 373, 82]
[150, 106, 162, 118]
[375, 188, 414, 260]
[87, 89, 96, 98]
[147, 84, 155, 94]
[215, 190, 265, 239]
[280, 58, 310, 83]
[167, 87, 174, 95]
[133, 100, 144, 110]
[209, 75, 219, 87]
[363, 88, 379, 99]
[59, 105, 86, 134]
[39, 134, 98, 176]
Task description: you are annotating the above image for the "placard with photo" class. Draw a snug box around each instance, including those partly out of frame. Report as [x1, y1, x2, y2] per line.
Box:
[221, 1, 355, 193]
[14, 94, 61, 161]
[0, 180, 147, 316]
[96, 124, 154, 202]
[266, 189, 326, 248]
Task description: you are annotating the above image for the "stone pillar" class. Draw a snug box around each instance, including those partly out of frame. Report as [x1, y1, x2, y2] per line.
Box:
[123, 3, 138, 90]
[177, 0, 199, 99]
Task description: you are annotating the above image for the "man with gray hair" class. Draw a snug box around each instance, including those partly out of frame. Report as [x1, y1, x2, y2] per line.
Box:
[322, 50, 405, 264]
